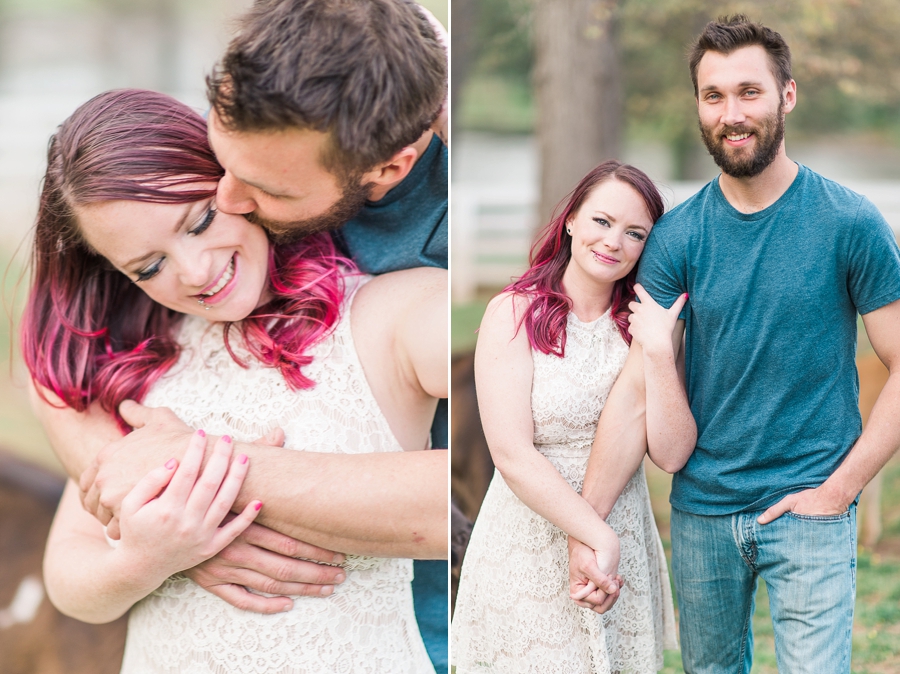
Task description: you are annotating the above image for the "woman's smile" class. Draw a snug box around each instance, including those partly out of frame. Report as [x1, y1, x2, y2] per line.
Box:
[75, 187, 271, 322]
[592, 251, 620, 265]
[194, 254, 238, 306]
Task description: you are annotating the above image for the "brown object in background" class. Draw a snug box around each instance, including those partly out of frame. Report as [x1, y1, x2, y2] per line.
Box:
[450, 352, 494, 522]
[0, 450, 127, 674]
[857, 350, 890, 549]
[450, 351, 495, 612]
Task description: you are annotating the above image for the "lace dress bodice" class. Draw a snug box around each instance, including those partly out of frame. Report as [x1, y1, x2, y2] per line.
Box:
[119, 277, 434, 674]
[531, 312, 629, 487]
[452, 310, 676, 674]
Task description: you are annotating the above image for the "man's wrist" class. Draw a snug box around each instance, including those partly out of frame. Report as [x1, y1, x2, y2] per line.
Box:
[819, 474, 859, 510]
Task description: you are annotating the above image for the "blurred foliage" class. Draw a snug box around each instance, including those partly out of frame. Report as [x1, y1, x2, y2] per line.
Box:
[457, 0, 900, 174]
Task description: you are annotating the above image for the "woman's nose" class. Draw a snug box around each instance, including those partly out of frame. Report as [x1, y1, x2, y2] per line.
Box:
[173, 246, 214, 290]
[603, 230, 622, 250]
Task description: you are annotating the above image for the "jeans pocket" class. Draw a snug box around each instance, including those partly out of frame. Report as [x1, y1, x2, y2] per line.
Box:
[785, 510, 850, 522]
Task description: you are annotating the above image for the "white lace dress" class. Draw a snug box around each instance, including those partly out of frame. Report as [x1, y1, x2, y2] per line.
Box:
[452, 311, 676, 673]
[119, 277, 435, 674]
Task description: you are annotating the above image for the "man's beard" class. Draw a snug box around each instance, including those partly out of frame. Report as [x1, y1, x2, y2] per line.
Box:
[246, 176, 373, 244]
[700, 105, 785, 179]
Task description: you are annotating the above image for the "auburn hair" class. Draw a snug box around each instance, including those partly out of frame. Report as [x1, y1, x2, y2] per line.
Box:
[505, 160, 664, 356]
[22, 89, 351, 431]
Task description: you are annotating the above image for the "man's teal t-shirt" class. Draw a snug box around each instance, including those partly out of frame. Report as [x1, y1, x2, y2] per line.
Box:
[637, 164, 900, 515]
[337, 133, 447, 274]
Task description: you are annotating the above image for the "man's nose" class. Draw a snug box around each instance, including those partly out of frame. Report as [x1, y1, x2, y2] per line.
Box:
[721, 96, 747, 126]
[216, 171, 257, 215]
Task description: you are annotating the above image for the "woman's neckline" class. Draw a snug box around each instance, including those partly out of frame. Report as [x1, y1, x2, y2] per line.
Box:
[568, 307, 612, 328]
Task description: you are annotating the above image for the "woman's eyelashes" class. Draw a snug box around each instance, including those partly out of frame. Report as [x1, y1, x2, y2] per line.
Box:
[135, 259, 163, 283]
[189, 205, 217, 236]
[592, 217, 646, 242]
[133, 205, 216, 282]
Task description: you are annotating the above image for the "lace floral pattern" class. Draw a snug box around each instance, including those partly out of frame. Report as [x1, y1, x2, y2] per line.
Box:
[120, 276, 435, 674]
[452, 311, 677, 673]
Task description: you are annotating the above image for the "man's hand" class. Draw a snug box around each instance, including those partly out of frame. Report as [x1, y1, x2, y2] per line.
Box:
[183, 520, 347, 614]
[80, 401, 194, 530]
[568, 537, 621, 614]
[757, 484, 852, 524]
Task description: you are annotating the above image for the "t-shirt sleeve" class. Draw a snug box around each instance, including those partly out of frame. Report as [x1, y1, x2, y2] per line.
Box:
[847, 197, 900, 315]
[636, 220, 688, 316]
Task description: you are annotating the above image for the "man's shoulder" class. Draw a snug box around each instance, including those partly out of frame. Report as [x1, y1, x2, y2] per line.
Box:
[795, 164, 869, 217]
[652, 180, 718, 234]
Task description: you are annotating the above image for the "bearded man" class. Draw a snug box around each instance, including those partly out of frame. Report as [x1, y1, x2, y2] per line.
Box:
[569, 15, 900, 673]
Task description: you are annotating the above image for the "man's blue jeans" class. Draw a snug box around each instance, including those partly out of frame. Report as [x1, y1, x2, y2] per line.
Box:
[671, 505, 857, 674]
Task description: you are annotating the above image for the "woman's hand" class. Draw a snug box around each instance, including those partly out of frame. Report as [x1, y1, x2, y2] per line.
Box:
[627, 284, 687, 357]
[568, 537, 622, 614]
[116, 431, 262, 582]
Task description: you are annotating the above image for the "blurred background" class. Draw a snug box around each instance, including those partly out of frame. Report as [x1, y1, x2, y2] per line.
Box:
[449, 1, 900, 672]
[0, 1, 447, 672]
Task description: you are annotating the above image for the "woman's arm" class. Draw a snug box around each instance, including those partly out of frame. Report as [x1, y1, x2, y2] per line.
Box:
[474, 293, 619, 555]
[44, 433, 259, 623]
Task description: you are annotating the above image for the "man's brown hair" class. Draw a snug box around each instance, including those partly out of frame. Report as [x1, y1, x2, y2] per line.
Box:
[688, 14, 792, 98]
[207, 0, 447, 174]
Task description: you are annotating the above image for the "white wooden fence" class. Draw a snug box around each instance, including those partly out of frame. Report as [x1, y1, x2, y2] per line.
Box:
[451, 180, 900, 303]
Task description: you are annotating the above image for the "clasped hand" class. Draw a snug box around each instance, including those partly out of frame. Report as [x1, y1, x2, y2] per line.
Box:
[80, 401, 346, 614]
[567, 537, 622, 614]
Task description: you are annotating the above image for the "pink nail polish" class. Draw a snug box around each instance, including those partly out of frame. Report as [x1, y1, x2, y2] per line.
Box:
[238, 454, 248, 465]
[197, 429, 206, 438]
[254, 501, 263, 511]
[684, 293, 689, 299]
[165, 459, 176, 470]
[223, 435, 232, 444]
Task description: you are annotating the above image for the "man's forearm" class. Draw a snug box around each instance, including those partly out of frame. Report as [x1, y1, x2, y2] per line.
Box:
[227, 443, 448, 559]
[581, 350, 648, 518]
[823, 369, 900, 505]
[40, 393, 448, 560]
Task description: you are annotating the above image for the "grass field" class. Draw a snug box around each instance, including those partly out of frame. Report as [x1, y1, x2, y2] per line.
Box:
[452, 300, 900, 672]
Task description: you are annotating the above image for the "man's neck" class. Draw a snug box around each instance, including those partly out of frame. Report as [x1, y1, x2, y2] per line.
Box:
[718, 147, 799, 215]
[367, 130, 434, 202]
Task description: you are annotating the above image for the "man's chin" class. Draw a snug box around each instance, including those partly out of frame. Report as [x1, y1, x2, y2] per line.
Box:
[714, 152, 768, 179]
[245, 180, 374, 243]
[245, 211, 344, 243]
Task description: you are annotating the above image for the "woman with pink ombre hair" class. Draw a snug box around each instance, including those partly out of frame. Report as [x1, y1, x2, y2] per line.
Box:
[452, 162, 683, 673]
[23, 89, 444, 674]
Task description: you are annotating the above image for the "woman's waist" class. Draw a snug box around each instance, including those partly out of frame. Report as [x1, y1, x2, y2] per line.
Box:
[533, 438, 593, 459]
